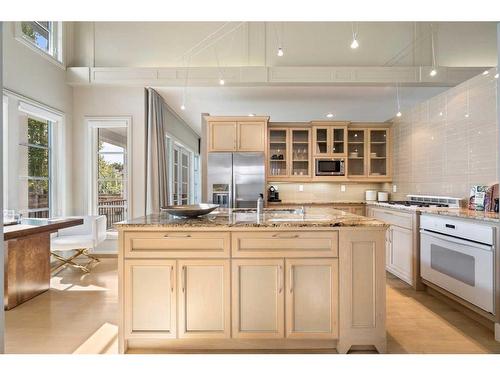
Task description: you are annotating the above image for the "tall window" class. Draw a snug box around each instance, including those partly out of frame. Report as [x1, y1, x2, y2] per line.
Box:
[89, 120, 130, 230]
[172, 144, 190, 205]
[18, 116, 52, 218]
[20, 21, 62, 62]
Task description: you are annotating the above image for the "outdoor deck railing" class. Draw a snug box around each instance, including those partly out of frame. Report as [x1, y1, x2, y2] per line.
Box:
[98, 198, 126, 230]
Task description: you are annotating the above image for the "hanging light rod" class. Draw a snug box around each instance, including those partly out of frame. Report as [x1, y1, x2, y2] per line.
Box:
[396, 84, 402, 117]
[429, 25, 438, 77]
[350, 22, 359, 49]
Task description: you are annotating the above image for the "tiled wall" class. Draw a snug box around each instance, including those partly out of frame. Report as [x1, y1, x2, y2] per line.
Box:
[391, 71, 498, 200]
[267, 182, 386, 203]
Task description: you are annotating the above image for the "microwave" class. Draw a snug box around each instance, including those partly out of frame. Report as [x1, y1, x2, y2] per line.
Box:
[315, 158, 345, 176]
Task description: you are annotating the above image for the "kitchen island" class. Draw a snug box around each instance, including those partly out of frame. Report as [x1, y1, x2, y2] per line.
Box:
[116, 207, 388, 354]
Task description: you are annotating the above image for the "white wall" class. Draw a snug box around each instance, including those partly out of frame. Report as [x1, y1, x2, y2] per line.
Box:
[72, 86, 199, 220]
[71, 22, 498, 68]
[72, 87, 146, 218]
[2, 22, 74, 215]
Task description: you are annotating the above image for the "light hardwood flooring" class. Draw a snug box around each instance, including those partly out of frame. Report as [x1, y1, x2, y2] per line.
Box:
[4, 260, 500, 354]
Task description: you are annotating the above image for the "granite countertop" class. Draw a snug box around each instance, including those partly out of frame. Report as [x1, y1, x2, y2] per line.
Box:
[267, 201, 366, 205]
[115, 207, 386, 228]
[367, 202, 499, 223]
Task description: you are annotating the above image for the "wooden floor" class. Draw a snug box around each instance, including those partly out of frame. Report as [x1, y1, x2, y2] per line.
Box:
[4, 259, 500, 354]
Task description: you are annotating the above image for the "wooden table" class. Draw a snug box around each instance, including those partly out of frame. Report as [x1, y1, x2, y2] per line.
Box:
[3, 218, 84, 310]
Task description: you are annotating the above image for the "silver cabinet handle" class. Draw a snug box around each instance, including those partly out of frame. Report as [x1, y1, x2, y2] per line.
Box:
[272, 233, 299, 239]
[278, 265, 283, 294]
[289, 266, 294, 293]
[170, 265, 174, 293]
[164, 233, 191, 238]
[181, 266, 186, 293]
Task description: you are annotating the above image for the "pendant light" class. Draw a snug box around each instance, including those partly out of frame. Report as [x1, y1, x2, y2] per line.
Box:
[350, 22, 359, 49]
[275, 22, 285, 57]
[395, 84, 402, 117]
[181, 58, 190, 111]
[214, 46, 225, 85]
[429, 25, 437, 77]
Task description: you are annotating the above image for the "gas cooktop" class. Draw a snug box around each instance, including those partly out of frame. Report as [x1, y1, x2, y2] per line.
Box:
[386, 200, 450, 208]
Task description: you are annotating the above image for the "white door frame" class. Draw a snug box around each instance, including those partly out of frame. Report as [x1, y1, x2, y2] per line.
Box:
[85, 116, 133, 221]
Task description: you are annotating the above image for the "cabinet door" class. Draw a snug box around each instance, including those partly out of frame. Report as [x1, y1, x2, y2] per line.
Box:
[178, 259, 231, 338]
[388, 226, 414, 285]
[290, 128, 311, 177]
[330, 127, 347, 156]
[285, 259, 338, 339]
[232, 259, 285, 338]
[238, 122, 265, 151]
[268, 129, 289, 177]
[313, 127, 329, 156]
[368, 129, 389, 177]
[209, 122, 237, 151]
[347, 129, 367, 177]
[124, 260, 176, 339]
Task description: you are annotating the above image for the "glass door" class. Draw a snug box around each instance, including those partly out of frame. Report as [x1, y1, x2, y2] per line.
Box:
[347, 129, 366, 176]
[368, 129, 388, 177]
[268, 129, 288, 177]
[313, 127, 328, 156]
[331, 127, 346, 156]
[291, 129, 310, 177]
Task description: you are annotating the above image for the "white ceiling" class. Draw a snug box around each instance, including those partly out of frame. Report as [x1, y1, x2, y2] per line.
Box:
[154, 85, 448, 134]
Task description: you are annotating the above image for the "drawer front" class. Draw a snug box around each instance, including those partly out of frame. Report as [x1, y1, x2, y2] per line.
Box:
[370, 207, 412, 229]
[232, 231, 338, 258]
[124, 231, 230, 258]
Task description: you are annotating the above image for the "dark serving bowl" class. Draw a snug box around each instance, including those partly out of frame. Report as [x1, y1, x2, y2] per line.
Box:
[161, 204, 219, 218]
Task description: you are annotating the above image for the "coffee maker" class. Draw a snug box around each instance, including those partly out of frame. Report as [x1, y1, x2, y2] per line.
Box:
[268, 185, 281, 202]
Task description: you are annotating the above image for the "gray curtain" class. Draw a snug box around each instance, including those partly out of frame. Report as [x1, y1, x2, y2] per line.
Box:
[145, 88, 169, 215]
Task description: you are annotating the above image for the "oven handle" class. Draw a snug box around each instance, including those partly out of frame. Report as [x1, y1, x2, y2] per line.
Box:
[420, 229, 494, 252]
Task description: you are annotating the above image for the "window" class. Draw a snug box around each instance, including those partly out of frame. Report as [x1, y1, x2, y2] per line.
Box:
[18, 116, 52, 218]
[18, 21, 63, 63]
[166, 136, 199, 206]
[88, 119, 131, 231]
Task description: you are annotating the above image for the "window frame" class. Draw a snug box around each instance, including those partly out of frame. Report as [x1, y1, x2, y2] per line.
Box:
[166, 135, 199, 206]
[2, 90, 65, 219]
[14, 21, 64, 69]
[86, 117, 133, 229]
[18, 115, 53, 218]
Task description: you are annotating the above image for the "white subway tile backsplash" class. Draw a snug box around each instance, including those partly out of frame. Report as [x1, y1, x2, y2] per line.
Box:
[391, 72, 498, 200]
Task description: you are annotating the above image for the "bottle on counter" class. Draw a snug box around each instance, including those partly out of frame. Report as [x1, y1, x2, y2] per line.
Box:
[257, 193, 264, 216]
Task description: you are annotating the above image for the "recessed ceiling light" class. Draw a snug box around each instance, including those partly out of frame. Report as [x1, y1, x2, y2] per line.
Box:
[219, 78, 225, 85]
[465, 113, 470, 118]
[439, 112, 443, 116]
[326, 113, 334, 118]
[180, 104, 186, 111]
[482, 70, 489, 75]
[248, 113, 255, 117]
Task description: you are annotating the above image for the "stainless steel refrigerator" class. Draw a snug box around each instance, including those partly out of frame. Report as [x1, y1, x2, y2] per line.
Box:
[206, 153, 265, 209]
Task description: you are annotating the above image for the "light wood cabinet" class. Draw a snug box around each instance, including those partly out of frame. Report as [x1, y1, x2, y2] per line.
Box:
[232, 259, 285, 338]
[312, 124, 347, 157]
[124, 259, 177, 339]
[387, 226, 413, 286]
[238, 121, 266, 151]
[286, 258, 339, 339]
[207, 117, 268, 152]
[209, 122, 237, 151]
[368, 206, 415, 287]
[268, 127, 311, 179]
[178, 259, 231, 338]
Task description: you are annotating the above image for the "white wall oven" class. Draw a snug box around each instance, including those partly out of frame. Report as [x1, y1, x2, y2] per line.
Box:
[420, 214, 495, 314]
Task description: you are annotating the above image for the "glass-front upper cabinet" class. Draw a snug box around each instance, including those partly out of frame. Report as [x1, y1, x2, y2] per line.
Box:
[368, 129, 389, 177]
[312, 125, 347, 156]
[347, 129, 366, 177]
[268, 129, 288, 177]
[290, 129, 311, 177]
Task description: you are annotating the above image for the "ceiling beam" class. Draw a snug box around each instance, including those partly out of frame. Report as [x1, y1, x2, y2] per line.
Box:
[67, 65, 487, 87]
